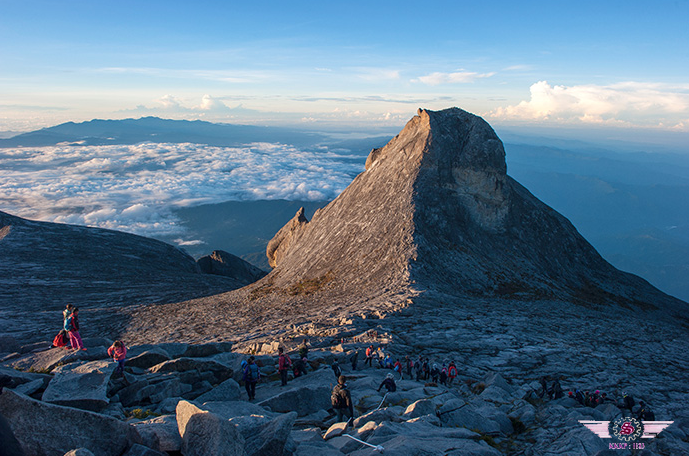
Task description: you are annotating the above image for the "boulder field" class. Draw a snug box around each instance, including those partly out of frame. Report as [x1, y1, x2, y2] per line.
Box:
[1, 331, 687, 456]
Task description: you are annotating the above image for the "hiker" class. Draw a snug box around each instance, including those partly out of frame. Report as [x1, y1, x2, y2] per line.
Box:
[64, 307, 85, 351]
[375, 347, 385, 367]
[378, 372, 397, 393]
[393, 359, 403, 379]
[384, 354, 393, 369]
[242, 356, 260, 400]
[405, 355, 413, 378]
[439, 364, 448, 386]
[108, 340, 127, 375]
[622, 392, 635, 416]
[332, 361, 342, 379]
[636, 401, 655, 421]
[62, 304, 73, 323]
[365, 345, 374, 367]
[430, 363, 440, 383]
[51, 330, 70, 349]
[331, 375, 354, 424]
[0, 375, 26, 456]
[552, 379, 564, 399]
[599, 392, 611, 404]
[422, 358, 430, 380]
[350, 350, 359, 370]
[414, 356, 423, 381]
[298, 340, 309, 360]
[278, 347, 292, 387]
[293, 357, 308, 377]
[575, 390, 585, 405]
[448, 361, 458, 386]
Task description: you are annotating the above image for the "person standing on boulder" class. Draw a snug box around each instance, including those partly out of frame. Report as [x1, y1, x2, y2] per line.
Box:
[108, 340, 127, 378]
[350, 349, 359, 370]
[278, 347, 292, 387]
[331, 375, 354, 424]
[243, 356, 260, 400]
[64, 307, 85, 351]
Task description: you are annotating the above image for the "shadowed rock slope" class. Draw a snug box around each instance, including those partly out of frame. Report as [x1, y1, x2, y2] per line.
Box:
[121, 108, 687, 345]
[0, 211, 260, 342]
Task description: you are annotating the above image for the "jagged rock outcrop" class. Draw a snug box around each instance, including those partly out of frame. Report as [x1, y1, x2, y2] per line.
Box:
[197, 250, 266, 284]
[266, 207, 309, 268]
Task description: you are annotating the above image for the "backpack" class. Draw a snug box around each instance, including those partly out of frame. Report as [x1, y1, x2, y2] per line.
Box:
[449, 366, 457, 377]
[331, 385, 346, 408]
[248, 363, 260, 381]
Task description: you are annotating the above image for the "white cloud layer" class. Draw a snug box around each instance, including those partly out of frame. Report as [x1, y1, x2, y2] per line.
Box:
[0, 142, 364, 239]
[489, 81, 689, 129]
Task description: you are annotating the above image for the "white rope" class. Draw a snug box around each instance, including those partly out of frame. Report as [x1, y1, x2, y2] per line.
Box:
[376, 392, 388, 410]
[342, 434, 384, 452]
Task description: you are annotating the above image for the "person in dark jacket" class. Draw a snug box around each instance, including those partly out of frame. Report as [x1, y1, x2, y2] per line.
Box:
[378, 372, 397, 393]
[331, 375, 354, 424]
[350, 350, 359, 370]
[242, 356, 260, 400]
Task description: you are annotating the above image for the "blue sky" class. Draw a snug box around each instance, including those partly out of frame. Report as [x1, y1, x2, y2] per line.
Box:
[1, 0, 688, 133]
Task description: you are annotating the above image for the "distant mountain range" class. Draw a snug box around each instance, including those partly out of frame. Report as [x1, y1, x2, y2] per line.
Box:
[0, 117, 329, 148]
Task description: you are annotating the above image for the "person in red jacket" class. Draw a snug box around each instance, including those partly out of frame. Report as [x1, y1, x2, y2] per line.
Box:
[365, 345, 374, 367]
[108, 340, 127, 377]
[278, 347, 292, 387]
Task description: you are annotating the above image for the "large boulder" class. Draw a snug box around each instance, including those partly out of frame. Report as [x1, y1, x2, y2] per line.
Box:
[0, 389, 135, 456]
[181, 411, 246, 456]
[131, 415, 182, 454]
[9, 346, 108, 373]
[258, 385, 331, 417]
[121, 444, 167, 456]
[42, 360, 116, 412]
[195, 378, 241, 402]
[403, 399, 436, 420]
[242, 411, 297, 456]
[126, 348, 171, 370]
[149, 358, 233, 384]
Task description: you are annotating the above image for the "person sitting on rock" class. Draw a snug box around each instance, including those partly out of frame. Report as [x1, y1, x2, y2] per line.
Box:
[551, 379, 564, 399]
[107, 340, 127, 378]
[243, 356, 261, 400]
[384, 354, 393, 369]
[278, 347, 292, 387]
[293, 357, 308, 377]
[331, 375, 354, 425]
[636, 401, 655, 421]
[621, 392, 636, 416]
[378, 373, 397, 393]
[447, 361, 458, 386]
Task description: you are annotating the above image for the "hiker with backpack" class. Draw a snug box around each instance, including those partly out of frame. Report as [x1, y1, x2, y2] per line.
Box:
[439, 364, 448, 386]
[64, 307, 85, 351]
[378, 372, 397, 393]
[243, 356, 261, 400]
[298, 339, 309, 360]
[636, 401, 656, 421]
[331, 375, 354, 424]
[422, 358, 430, 380]
[415, 355, 423, 381]
[365, 345, 374, 367]
[293, 357, 308, 378]
[405, 355, 413, 378]
[447, 361, 458, 385]
[393, 359, 403, 379]
[278, 347, 292, 387]
[430, 363, 440, 383]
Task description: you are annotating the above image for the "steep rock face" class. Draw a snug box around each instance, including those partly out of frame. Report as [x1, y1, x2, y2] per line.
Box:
[265, 108, 682, 309]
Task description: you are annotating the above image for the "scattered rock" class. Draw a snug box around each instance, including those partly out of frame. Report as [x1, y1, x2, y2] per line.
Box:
[180, 411, 246, 456]
[258, 385, 331, 417]
[42, 360, 116, 412]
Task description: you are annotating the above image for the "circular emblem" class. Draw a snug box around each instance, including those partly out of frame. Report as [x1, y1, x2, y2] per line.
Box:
[611, 417, 643, 442]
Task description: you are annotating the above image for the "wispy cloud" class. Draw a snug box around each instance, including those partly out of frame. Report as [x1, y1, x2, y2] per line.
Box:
[488, 81, 689, 130]
[412, 70, 496, 85]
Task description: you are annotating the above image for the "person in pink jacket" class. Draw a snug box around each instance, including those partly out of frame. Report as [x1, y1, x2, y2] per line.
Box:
[108, 340, 127, 377]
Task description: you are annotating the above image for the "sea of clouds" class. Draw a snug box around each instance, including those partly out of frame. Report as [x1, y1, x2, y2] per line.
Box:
[0, 142, 365, 239]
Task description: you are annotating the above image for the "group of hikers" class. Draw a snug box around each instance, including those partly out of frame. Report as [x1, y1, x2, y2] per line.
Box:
[50, 305, 128, 379]
[50, 304, 85, 351]
[540, 377, 656, 421]
[363, 345, 459, 385]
